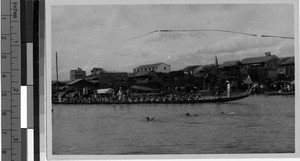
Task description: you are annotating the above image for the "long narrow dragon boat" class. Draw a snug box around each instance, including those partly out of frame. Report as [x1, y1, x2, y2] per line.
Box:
[52, 92, 251, 105]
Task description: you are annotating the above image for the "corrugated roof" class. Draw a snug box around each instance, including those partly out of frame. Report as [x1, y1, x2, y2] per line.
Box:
[182, 65, 201, 72]
[277, 57, 294, 66]
[219, 61, 241, 68]
[134, 62, 167, 69]
[241, 55, 278, 64]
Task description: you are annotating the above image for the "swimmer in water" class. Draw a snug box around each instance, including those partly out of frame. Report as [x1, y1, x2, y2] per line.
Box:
[221, 112, 225, 115]
[145, 117, 155, 121]
[185, 113, 199, 117]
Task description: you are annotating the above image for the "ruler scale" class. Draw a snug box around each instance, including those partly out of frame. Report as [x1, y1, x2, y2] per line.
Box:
[1, 0, 22, 161]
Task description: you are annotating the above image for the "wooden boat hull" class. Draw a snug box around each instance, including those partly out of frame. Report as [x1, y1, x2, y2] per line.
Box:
[52, 94, 250, 105]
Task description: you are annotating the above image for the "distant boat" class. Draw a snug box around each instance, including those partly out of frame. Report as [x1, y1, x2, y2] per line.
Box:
[264, 91, 295, 96]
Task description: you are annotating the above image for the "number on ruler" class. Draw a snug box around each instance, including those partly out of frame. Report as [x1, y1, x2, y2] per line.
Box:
[2, 131, 7, 135]
[2, 92, 8, 96]
[12, 87, 19, 92]
[2, 150, 7, 154]
[13, 137, 19, 142]
[2, 73, 7, 77]
[2, 112, 7, 116]
[1, 35, 7, 40]
[2, 54, 7, 58]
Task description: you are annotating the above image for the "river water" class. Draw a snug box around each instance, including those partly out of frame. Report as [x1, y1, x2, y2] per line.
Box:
[52, 95, 295, 154]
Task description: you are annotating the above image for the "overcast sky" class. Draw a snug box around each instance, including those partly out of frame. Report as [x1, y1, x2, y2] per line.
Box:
[52, 4, 294, 81]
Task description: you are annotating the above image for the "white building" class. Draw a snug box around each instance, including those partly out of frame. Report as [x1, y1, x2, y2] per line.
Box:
[133, 62, 171, 74]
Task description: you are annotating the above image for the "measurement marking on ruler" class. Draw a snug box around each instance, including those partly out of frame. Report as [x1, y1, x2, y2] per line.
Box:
[2, 90, 12, 92]
[2, 110, 12, 112]
[11, 68, 19, 70]
[2, 129, 17, 131]
[1, 34, 10, 35]
[2, 72, 12, 73]
[11, 45, 21, 46]
[12, 117, 20, 119]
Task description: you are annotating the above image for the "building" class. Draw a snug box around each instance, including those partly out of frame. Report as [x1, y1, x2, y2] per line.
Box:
[133, 62, 171, 74]
[70, 68, 86, 81]
[197, 64, 217, 78]
[129, 71, 159, 84]
[241, 54, 279, 82]
[182, 65, 203, 76]
[276, 57, 294, 80]
[91, 67, 105, 76]
[219, 61, 242, 80]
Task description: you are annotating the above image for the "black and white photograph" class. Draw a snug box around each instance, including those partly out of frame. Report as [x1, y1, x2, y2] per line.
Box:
[49, 1, 296, 157]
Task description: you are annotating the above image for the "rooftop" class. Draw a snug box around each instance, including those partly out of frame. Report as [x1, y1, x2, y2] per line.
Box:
[182, 65, 202, 72]
[134, 62, 168, 69]
[241, 55, 278, 64]
[277, 57, 294, 66]
[219, 61, 241, 68]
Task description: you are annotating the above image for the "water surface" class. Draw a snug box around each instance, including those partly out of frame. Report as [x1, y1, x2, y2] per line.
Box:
[52, 95, 295, 154]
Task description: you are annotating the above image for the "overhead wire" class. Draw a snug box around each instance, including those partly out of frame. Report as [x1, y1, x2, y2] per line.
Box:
[125, 29, 294, 41]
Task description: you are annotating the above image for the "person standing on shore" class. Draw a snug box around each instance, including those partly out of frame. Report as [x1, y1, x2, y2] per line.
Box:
[226, 80, 231, 98]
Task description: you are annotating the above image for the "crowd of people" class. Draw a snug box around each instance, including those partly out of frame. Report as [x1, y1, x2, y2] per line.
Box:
[53, 79, 294, 104]
[56, 91, 209, 104]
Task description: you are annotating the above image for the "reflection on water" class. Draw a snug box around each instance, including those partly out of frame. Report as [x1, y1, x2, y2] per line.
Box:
[52, 95, 295, 154]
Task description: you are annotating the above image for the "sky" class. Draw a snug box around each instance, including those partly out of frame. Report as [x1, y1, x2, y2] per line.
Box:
[52, 4, 295, 81]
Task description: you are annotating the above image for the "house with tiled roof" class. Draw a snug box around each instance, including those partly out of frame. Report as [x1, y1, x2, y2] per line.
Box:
[219, 60, 243, 80]
[133, 62, 171, 74]
[241, 54, 279, 69]
[241, 53, 279, 81]
[219, 61, 241, 68]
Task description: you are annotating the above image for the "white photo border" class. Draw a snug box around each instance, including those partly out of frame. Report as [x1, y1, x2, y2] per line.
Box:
[44, 0, 299, 160]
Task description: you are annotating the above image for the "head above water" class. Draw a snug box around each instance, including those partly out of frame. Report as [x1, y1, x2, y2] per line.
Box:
[145, 117, 155, 121]
[185, 113, 190, 116]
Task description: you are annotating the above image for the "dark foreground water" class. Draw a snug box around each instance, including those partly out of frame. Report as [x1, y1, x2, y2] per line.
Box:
[52, 95, 295, 154]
